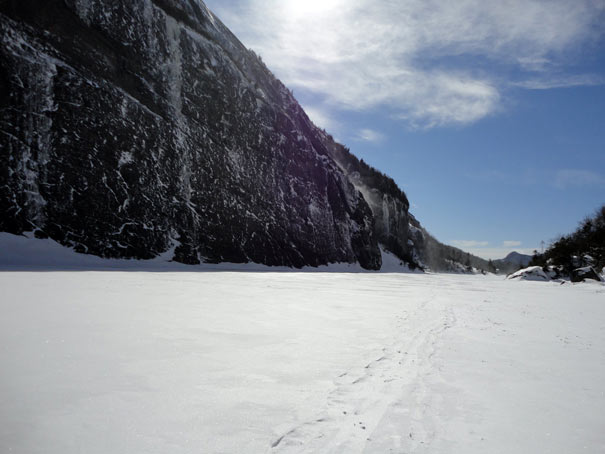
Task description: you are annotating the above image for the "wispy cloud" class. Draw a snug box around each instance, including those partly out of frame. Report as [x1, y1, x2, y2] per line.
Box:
[467, 168, 605, 189]
[554, 169, 605, 188]
[513, 74, 605, 90]
[354, 128, 385, 143]
[503, 241, 522, 247]
[302, 105, 339, 132]
[516, 56, 552, 72]
[213, 0, 605, 129]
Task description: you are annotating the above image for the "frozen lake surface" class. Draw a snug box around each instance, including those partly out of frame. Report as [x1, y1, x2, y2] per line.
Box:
[1, 271, 604, 453]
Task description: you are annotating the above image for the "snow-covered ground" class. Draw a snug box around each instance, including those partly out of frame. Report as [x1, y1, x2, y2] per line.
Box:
[1, 268, 604, 453]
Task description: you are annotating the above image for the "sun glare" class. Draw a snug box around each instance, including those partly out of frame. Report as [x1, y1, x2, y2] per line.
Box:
[283, 0, 342, 17]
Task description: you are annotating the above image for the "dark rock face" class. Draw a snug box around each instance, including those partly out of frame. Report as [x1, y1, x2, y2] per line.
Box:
[571, 267, 602, 283]
[326, 142, 424, 268]
[1, 0, 384, 268]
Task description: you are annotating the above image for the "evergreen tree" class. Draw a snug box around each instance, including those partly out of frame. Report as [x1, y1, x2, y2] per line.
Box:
[487, 259, 497, 273]
[538, 205, 605, 274]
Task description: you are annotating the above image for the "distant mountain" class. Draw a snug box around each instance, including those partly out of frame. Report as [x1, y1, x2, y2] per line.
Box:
[0, 0, 489, 272]
[497, 252, 532, 267]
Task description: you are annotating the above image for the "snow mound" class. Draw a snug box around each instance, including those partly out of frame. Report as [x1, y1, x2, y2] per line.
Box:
[508, 266, 550, 281]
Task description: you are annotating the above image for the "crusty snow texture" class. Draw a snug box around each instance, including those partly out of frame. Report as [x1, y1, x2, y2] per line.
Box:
[1, 270, 604, 454]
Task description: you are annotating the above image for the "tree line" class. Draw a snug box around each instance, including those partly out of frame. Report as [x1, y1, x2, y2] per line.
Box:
[530, 205, 605, 274]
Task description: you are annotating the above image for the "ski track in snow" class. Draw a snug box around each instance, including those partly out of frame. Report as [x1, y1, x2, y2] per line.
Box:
[1, 271, 604, 454]
[270, 290, 451, 453]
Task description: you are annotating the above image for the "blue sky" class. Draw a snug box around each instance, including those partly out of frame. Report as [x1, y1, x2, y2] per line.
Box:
[204, 0, 605, 259]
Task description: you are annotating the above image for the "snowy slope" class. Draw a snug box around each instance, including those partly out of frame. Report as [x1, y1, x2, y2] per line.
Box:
[1, 271, 604, 453]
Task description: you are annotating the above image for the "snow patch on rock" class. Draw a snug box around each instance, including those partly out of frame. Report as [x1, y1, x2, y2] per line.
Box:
[508, 266, 550, 281]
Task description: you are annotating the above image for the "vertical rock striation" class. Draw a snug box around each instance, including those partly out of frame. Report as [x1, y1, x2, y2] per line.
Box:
[0, 0, 384, 268]
[1, 0, 485, 271]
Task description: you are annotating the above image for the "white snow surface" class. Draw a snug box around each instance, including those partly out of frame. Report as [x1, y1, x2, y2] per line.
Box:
[1, 265, 605, 453]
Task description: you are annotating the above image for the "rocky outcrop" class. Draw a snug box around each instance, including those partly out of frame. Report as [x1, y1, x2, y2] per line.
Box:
[325, 142, 424, 268]
[1, 0, 494, 272]
[0, 0, 381, 268]
[571, 267, 603, 283]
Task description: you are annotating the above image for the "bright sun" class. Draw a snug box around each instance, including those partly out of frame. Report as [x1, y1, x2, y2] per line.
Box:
[283, 0, 342, 17]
